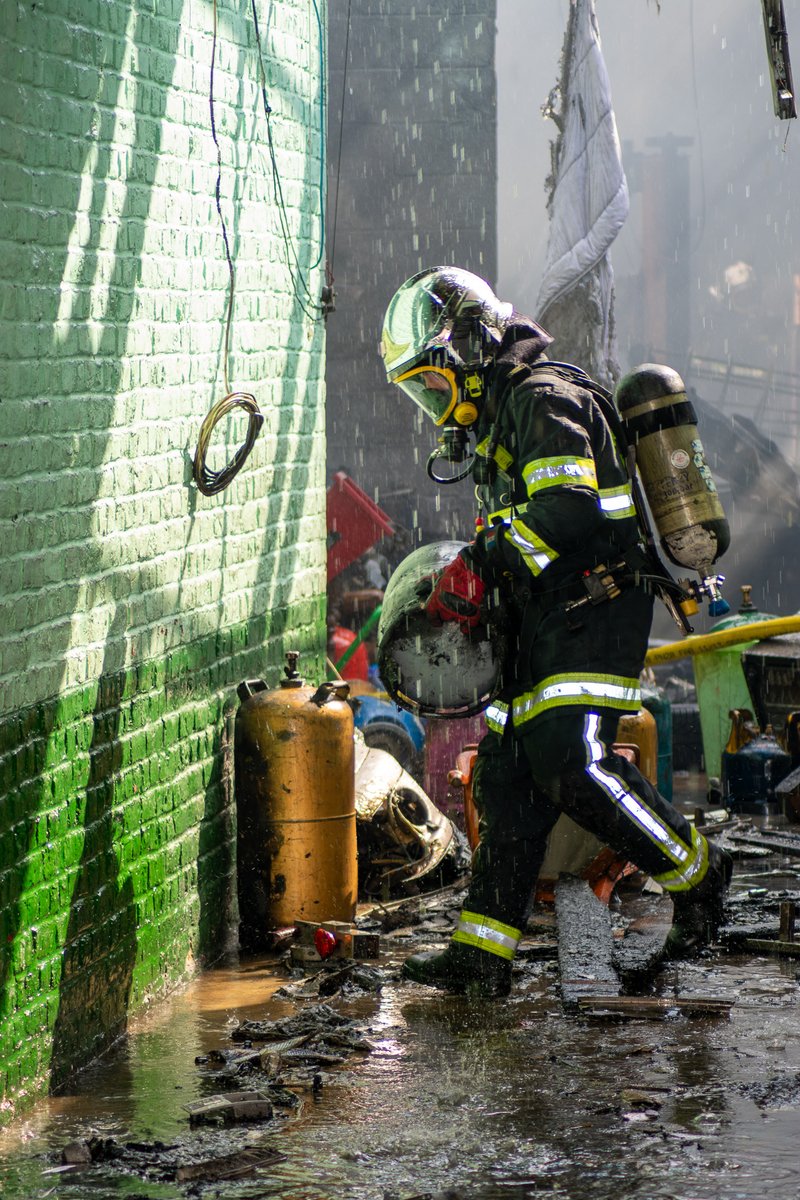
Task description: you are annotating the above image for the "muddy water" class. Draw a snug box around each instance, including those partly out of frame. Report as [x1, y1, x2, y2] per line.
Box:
[3, 894, 800, 1197]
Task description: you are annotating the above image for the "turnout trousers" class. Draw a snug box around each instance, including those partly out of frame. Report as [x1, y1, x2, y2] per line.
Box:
[451, 706, 709, 964]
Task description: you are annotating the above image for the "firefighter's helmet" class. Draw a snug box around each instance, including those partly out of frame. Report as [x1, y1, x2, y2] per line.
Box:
[380, 267, 513, 427]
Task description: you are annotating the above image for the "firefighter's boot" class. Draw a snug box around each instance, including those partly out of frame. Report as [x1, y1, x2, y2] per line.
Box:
[402, 941, 512, 998]
[664, 841, 733, 959]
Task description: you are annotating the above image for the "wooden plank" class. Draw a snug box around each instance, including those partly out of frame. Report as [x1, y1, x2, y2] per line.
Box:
[744, 937, 800, 957]
[555, 875, 620, 1009]
[577, 995, 734, 1019]
[613, 893, 673, 983]
[176, 1146, 285, 1183]
[727, 830, 800, 857]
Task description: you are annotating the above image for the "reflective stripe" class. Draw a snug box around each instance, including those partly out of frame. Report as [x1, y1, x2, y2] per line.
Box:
[513, 673, 641, 726]
[523, 455, 598, 498]
[485, 700, 509, 733]
[598, 484, 636, 520]
[508, 518, 559, 577]
[483, 512, 559, 576]
[452, 909, 521, 961]
[474, 436, 514, 472]
[652, 826, 710, 891]
[582, 713, 703, 879]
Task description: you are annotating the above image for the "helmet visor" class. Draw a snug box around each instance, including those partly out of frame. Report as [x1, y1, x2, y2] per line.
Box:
[393, 365, 459, 425]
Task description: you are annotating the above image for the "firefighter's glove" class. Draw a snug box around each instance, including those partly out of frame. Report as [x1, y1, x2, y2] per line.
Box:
[425, 552, 486, 632]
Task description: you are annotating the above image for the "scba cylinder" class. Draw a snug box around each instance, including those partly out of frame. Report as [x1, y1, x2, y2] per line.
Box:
[614, 364, 730, 576]
[234, 653, 357, 949]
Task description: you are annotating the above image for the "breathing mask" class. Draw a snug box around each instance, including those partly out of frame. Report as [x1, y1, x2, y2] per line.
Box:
[380, 266, 511, 484]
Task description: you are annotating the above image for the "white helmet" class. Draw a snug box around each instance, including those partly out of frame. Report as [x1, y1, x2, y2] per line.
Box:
[380, 267, 513, 427]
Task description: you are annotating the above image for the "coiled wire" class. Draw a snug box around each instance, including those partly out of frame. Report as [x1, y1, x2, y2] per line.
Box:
[192, 391, 264, 496]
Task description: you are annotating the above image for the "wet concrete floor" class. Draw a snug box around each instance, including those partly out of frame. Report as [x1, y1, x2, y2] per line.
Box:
[4, 833, 800, 1198]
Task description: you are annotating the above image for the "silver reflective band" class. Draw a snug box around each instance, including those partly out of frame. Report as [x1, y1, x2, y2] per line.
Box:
[583, 713, 691, 866]
[455, 913, 520, 956]
[599, 491, 635, 513]
[513, 678, 640, 723]
[486, 702, 509, 730]
[508, 525, 555, 573]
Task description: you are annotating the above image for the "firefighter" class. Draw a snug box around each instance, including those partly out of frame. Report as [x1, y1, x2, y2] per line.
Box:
[380, 266, 732, 997]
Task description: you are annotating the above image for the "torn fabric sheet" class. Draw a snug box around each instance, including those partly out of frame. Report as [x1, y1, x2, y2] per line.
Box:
[536, 0, 629, 320]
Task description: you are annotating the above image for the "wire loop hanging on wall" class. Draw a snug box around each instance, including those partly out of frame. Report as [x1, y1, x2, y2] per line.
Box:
[192, 391, 264, 496]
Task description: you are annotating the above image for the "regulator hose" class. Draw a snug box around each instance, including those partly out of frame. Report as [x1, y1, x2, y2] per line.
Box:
[192, 391, 264, 496]
[426, 447, 474, 484]
[645, 614, 800, 666]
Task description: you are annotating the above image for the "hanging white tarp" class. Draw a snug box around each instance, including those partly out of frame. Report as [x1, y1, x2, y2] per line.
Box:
[536, 0, 628, 321]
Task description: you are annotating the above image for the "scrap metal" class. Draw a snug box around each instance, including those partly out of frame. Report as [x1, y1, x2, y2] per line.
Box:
[762, 0, 797, 119]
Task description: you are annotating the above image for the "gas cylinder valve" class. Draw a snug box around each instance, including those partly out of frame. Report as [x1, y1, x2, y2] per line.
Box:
[682, 573, 730, 618]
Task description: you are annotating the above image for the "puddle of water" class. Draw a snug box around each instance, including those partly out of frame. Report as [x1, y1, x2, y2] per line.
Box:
[3, 906, 800, 1198]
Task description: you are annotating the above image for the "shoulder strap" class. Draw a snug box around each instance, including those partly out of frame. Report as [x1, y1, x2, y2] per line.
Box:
[508, 360, 631, 457]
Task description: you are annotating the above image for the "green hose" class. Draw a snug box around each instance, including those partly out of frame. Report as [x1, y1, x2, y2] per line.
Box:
[334, 604, 382, 672]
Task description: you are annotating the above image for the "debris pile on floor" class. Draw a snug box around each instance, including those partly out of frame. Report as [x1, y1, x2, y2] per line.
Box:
[51, 1004, 380, 1186]
[56, 1133, 286, 1185]
[276, 957, 385, 999]
[226, 1002, 377, 1086]
[720, 884, 800, 953]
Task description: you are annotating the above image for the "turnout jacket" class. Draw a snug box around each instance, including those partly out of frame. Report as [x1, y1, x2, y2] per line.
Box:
[466, 316, 654, 730]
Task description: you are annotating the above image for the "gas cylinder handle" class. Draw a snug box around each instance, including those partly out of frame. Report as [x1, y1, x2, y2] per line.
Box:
[237, 679, 269, 702]
[310, 680, 351, 706]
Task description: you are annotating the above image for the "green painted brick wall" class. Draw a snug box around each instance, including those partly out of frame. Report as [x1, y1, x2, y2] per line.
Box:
[0, 0, 327, 1118]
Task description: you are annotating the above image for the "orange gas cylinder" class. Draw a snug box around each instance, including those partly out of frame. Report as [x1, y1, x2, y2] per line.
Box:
[615, 708, 659, 786]
[234, 652, 357, 950]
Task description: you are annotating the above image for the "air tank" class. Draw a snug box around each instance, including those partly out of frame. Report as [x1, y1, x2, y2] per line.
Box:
[614, 364, 730, 579]
[234, 652, 357, 949]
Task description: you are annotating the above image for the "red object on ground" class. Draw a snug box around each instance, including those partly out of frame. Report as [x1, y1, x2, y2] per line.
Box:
[327, 472, 394, 581]
[328, 626, 370, 681]
[314, 928, 338, 959]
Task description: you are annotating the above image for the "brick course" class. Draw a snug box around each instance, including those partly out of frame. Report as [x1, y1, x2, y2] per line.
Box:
[0, 0, 327, 1116]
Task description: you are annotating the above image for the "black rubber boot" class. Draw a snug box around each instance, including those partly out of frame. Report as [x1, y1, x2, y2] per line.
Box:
[402, 942, 512, 998]
[664, 842, 733, 959]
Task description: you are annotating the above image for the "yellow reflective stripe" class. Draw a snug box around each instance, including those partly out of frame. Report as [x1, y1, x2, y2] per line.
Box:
[513, 673, 641, 726]
[523, 456, 598, 498]
[452, 909, 521, 961]
[485, 700, 509, 733]
[475, 436, 514, 472]
[487, 507, 513, 524]
[508, 518, 559, 577]
[582, 714, 695, 871]
[652, 826, 710, 892]
[598, 483, 636, 520]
